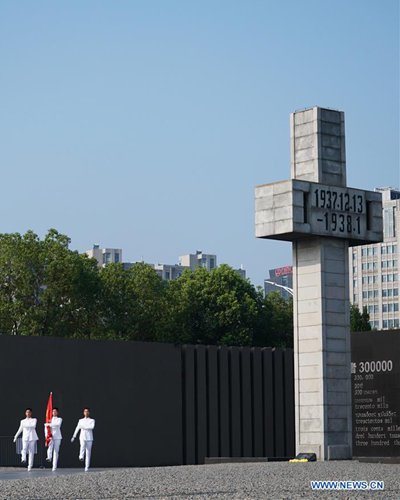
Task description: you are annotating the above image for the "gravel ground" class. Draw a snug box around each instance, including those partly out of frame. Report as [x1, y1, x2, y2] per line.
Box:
[0, 461, 398, 499]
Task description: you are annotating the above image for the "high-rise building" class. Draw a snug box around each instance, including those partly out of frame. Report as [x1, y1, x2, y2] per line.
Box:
[86, 245, 122, 268]
[179, 251, 217, 272]
[264, 265, 293, 299]
[154, 263, 185, 281]
[86, 246, 246, 281]
[350, 188, 400, 330]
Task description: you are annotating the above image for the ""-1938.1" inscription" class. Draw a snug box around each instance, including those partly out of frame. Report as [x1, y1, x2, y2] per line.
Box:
[309, 185, 367, 237]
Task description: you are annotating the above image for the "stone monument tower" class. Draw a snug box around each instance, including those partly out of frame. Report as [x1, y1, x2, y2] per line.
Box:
[255, 107, 383, 460]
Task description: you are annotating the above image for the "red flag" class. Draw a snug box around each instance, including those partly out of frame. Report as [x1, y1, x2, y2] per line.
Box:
[45, 392, 53, 447]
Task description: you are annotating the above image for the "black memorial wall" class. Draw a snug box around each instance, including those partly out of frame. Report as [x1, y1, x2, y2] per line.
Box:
[351, 331, 400, 458]
[0, 335, 294, 467]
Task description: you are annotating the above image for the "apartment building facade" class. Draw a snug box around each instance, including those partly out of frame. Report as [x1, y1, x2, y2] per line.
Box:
[179, 251, 217, 272]
[86, 245, 122, 267]
[350, 188, 400, 330]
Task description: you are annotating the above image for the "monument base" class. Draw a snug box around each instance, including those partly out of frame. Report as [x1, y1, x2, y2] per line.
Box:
[327, 445, 352, 460]
[297, 444, 321, 460]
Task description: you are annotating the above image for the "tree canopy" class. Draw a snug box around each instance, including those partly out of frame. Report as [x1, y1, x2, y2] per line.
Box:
[350, 304, 372, 332]
[0, 229, 294, 348]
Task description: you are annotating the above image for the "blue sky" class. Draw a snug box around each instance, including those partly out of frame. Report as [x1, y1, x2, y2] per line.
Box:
[1, 0, 399, 286]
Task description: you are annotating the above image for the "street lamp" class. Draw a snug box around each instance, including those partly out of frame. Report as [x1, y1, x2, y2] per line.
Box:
[264, 280, 294, 296]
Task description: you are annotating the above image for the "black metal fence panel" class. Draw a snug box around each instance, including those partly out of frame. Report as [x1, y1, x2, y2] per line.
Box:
[181, 345, 295, 464]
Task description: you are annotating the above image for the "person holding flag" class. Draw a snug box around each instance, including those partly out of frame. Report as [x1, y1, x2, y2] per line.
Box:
[13, 408, 38, 471]
[71, 407, 95, 472]
[44, 392, 63, 471]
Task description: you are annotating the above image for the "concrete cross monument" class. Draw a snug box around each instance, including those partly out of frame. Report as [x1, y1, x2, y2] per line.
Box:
[255, 107, 383, 460]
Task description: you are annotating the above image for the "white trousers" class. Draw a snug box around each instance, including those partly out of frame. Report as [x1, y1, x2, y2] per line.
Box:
[79, 440, 93, 471]
[47, 439, 61, 470]
[21, 440, 36, 470]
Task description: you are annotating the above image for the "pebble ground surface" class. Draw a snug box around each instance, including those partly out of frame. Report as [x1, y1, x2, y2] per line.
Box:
[0, 461, 399, 499]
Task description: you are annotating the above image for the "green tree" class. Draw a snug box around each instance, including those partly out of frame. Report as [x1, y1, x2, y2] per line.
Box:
[128, 262, 167, 341]
[350, 304, 371, 332]
[0, 231, 43, 335]
[0, 229, 102, 338]
[40, 249, 102, 339]
[99, 263, 136, 340]
[162, 264, 264, 346]
[100, 262, 166, 341]
[253, 291, 293, 348]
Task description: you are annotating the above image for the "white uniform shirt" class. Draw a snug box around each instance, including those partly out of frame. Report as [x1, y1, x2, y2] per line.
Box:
[73, 417, 95, 442]
[45, 416, 63, 440]
[14, 418, 39, 442]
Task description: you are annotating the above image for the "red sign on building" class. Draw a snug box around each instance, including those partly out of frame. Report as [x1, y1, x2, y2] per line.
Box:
[274, 266, 293, 277]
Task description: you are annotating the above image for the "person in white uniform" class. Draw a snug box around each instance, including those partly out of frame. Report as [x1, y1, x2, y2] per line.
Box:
[71, 407, 95, 472]
[45, 407, 63, 471]
[13, 408, 39, 471]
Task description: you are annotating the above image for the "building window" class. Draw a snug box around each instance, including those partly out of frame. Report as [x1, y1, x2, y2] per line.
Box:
[383, 319, 398, 329]
[361, 262, 378, 271]
[362, 248, 368, 257]
[368, 305, 379, 314]
[103, 252, 111, 264]
[382, 303, 399, 313]
[114, 253, 120, 263]
[383, 260, 398, 269]
[362, 262, 376, 271]
[363, 276, 377, 285]
[384, 319, 396, 329]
